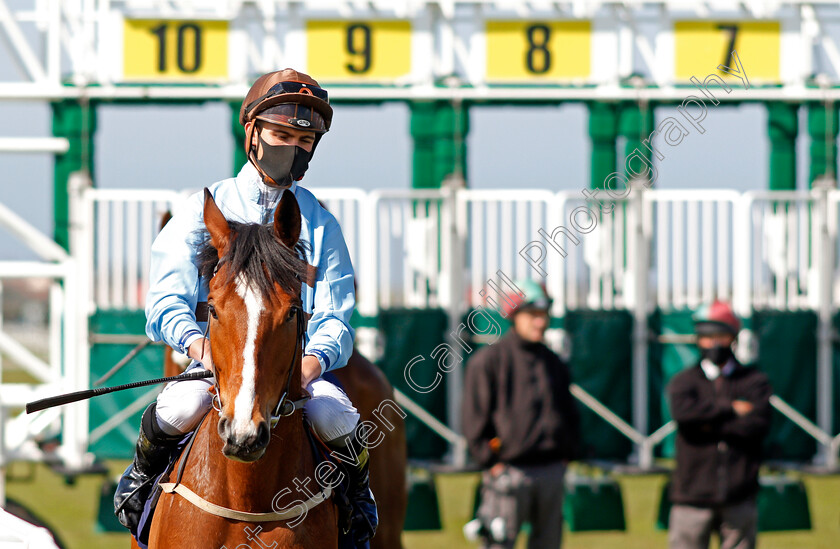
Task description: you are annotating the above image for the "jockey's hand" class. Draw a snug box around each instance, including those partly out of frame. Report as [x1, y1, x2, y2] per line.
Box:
[301, 354, 322, 389]
[188, 337, 215, 376]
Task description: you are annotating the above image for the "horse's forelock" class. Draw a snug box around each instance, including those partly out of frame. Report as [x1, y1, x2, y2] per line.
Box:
[197, 220, 308, 300]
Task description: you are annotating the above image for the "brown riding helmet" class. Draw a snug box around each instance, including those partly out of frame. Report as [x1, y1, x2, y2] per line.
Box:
[239, 68, 333, 142]
[239, 69, 333, 183]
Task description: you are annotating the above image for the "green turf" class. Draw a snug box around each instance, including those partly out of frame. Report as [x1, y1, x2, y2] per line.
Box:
[4, 462, 839, 548]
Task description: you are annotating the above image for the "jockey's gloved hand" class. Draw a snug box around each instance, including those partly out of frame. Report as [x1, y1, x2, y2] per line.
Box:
[188, 338, 215, 376]
[301, 354, 322, 388]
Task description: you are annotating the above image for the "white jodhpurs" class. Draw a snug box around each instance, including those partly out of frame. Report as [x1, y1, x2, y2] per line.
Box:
[154, 363, 360, 444]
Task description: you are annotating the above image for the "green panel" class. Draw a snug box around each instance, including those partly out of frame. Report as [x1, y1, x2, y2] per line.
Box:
[649, 309, 701, 458]
[95, 479, 124, 532]
[752, 311, 817, 460]
[88, 310, 164, 458]
[410, 101, 468, 189]
[564, 310, 633, 460]
[404, 469, 442, 531]
[376, 308, 449, 460]
[655, 481, 671, 530]
[52, 100, 97, 250]
[588, 102, 618, 190]
[767, 102, 798, 190]
[757, 477, 812, 531]
[619, 102, 655, 184]
[563, 475, 626, 531]
[807, 102, 839, 185]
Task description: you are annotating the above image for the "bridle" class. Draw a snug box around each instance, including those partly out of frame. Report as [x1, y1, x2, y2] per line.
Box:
[206, 294, 311, 430]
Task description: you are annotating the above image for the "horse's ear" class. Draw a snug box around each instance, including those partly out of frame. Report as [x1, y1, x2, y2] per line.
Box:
[203, 188, 230, 253]
[274, 189, 301, 249]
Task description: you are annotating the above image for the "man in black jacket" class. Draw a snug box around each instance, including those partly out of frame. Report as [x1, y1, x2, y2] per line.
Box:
[667, 300, 772, 549]
[462, 280, 580, 549]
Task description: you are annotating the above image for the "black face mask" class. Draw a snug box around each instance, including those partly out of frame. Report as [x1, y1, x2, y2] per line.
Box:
[252, 134, 311, 188]
[700, 344, 733, 367]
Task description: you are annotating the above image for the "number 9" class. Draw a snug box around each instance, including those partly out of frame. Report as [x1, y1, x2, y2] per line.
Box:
[346, 23, 372, 74]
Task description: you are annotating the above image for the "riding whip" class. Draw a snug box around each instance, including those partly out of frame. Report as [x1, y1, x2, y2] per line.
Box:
[25, 369, 213, 414]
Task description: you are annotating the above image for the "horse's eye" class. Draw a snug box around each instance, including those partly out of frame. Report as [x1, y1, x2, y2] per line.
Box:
[288, 307, 298, 321]
[208, 304, 218, 320]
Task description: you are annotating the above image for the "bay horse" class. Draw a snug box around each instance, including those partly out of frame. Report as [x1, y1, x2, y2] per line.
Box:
[148, 192, 407, 548]
[146, 189, 336, 547]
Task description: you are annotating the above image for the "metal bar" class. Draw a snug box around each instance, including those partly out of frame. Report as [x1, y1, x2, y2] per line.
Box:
[769, 395, 832, 446]
[111, 200, 125, 309]
[126, 201, 139, 309]
[0, 0, 47, 81]
[569, 383, 645, 445]
[657, 200, 669, 308]
[0, 262, 68, 279]
[687, 200, 699, 308]
[392, 388, 465, 446]
[93, 339, 153, 386]
[15, 84, 840, 102]
[702, 201, 714, 304]
[0, 200, 68, 262]
[89, 386, 160, 444]
[0, 330, 53, 382]
[0, 137, 69, 153]
[673, 201, 685, 309]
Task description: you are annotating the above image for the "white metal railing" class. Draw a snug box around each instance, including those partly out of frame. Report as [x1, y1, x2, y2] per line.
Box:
[73, 183, 840, 468]
[648, 191, 740, 311]
[80, 186, 840, 315]
[0, 173, 94, 505]
[84, 188, 185, 311]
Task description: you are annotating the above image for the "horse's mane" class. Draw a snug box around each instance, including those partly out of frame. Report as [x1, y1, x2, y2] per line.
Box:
[197, 221, 310, 299]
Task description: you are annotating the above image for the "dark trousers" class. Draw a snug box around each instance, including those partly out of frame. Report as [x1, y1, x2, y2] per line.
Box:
[476, 461, 567, 549]
[668, 498, 758, 549]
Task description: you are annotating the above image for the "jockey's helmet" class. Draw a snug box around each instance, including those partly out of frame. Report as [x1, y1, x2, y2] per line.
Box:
[239, 69, 333, 185]
[693, 300, 741, 336]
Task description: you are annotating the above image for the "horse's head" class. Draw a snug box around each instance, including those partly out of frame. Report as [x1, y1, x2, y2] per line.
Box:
[199, 188, 309, 462]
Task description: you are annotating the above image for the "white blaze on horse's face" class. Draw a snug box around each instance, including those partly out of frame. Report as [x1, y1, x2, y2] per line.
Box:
[230, 274, 264, 444]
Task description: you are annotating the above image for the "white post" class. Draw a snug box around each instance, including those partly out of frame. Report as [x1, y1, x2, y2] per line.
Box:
[629, 178, 651, 467]
[58, 171, 93, 471]
[814, 179, 835, 466]
[441, 183, 467, 467]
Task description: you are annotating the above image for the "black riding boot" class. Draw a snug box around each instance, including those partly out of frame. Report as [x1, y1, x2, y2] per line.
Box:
[330, 433, 378, 544]
[114, 402, 182, 531]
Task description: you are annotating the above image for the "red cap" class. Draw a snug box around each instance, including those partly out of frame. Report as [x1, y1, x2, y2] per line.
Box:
[694, 300, 741, 336]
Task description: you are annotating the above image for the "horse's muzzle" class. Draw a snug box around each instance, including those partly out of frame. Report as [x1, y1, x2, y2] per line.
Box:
[217, 416, 270, 462]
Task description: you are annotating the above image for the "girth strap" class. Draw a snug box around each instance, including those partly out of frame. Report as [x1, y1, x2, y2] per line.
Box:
[158, 481, 331, 523]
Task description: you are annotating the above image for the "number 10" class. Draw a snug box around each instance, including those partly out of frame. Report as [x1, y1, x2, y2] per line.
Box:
[150, 23, 203, 73]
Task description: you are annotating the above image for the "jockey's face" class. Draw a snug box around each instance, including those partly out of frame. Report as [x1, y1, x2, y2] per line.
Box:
[512, 308, 549, 343]
[697, 332, 735, 350]
[246, 120, 316, 153]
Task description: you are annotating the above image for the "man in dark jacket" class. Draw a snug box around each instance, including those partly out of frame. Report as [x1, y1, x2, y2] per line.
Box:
[462, 280, 580, 549]
[667, 300, 772, 549]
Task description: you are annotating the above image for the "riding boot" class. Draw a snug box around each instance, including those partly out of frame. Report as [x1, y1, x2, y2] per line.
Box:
[329, 433, 378, 544]
[114, 402, 182, 531]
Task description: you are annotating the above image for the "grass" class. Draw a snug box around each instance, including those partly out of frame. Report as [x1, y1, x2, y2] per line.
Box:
[3, 462, 839, 548]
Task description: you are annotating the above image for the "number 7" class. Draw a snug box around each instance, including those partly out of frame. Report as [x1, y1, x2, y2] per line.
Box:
[717, 24, 738, 68]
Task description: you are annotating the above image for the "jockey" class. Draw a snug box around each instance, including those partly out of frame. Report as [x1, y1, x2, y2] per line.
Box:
[114, 69, 378, 543]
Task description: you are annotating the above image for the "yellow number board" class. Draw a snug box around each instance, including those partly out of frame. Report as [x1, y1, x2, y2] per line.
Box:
[123, 19, 228, 80]
[306, 21, 412, 80]
[674, 21, 779, 82]
[486, 21, 591, 81]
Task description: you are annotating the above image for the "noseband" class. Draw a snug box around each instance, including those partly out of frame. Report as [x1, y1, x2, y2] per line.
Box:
[207, 299, 310, 429]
